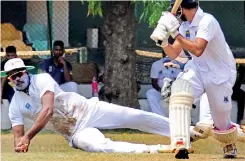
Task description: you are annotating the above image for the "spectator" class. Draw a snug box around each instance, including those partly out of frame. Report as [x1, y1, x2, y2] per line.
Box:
[1, 46, 18, 103]
[146, 50, 188, 116]
[41, 40, 78, 93]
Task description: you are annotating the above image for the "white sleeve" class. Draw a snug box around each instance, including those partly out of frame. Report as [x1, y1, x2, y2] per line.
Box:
[8, 96, 24, 127]
[179, 24, 185, 36]
[150, 62, 160, 79]
[196, 15, 217, 42]
[36, 73, 56, 98]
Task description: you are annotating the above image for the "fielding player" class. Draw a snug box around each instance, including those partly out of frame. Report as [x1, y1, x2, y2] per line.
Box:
[1, 58, 173, 154]
[151, 0, 238, 158]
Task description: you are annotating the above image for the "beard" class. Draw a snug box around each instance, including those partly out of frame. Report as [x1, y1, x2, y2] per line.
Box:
[180, 14, 187, 22]
[13, 73, 30, 91]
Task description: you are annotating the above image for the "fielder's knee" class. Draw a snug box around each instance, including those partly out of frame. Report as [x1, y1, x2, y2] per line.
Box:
[72, 128, 105, 152]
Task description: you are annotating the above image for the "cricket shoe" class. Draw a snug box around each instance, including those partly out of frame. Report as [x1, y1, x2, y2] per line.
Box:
[223, 143, 237, 158]
[175, 148, 189, 159]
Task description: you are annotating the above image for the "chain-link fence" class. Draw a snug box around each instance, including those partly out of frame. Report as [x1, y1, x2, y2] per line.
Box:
[1, 1, 245, 81]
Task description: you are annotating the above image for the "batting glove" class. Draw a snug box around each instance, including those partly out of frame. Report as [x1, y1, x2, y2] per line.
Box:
[158, 12, 180, 39]
[161, 77, 173, 99]
[150, 24, 169, 48]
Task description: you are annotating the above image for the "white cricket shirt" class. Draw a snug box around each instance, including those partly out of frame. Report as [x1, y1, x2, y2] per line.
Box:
[9, 73, 99, 141]
[179, 7, 236, 84]
[150, 58, 182, 87]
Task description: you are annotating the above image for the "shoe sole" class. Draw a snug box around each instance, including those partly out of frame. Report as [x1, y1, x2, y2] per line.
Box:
[224, 155, 236, 159]
[175, 148, 189, 159]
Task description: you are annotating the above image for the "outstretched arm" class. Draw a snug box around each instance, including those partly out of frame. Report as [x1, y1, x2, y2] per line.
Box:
[12, 125, 25, 152]
[16, 91, 54, 152]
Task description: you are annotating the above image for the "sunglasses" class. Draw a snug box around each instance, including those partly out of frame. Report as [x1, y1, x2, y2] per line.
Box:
[7, 70, 26, 81]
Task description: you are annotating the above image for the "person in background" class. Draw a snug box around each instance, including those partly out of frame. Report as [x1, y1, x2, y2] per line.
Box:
[40, 40, 78, 93]
[1, 46, 18, 103]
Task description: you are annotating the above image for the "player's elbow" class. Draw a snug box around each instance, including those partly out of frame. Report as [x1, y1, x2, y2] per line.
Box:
[192, 47, 205, 57]
[195, 50, 204, 57]
[45, 106, 54, 117]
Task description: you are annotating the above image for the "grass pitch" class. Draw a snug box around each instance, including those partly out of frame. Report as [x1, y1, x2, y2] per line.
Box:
[1, 130, 245, 161]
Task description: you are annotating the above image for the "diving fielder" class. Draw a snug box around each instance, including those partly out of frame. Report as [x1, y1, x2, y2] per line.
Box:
[151, 0, 239, 159]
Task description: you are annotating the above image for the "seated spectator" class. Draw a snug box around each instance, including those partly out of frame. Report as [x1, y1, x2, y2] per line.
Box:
[146, 50, 188, 116]
[1, 46, 18, 103]
[40, 40, 78, 93]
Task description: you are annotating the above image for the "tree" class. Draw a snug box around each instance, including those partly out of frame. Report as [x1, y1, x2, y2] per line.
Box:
[85, 1, 169, 108]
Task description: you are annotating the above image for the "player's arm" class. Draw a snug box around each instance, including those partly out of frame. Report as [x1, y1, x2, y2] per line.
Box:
[25, 91, 54, 140]
[152, 78, 161, 92]
[175, 35, 208, 57]
[12, 125, 24, 152]
[162, 39, 183, 60]
[1, 77, 8, 103]
[63, 61, 73, 81]
[150, 63, 162, 92]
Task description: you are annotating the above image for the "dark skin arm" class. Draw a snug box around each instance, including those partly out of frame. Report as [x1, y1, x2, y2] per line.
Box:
[58, 57, 72, 82]
[1, 77, 8, 103]
[152, 78, 161, 92]
[15, 91, 54, 152]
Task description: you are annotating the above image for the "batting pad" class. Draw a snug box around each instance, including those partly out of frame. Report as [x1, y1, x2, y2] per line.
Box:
[169, 79, 194, 150]
[212, 126, 238, 146]
[191, 120, 214, 142]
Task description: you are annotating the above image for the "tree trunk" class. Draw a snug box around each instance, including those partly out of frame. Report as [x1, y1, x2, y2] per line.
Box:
[102, 1, 139, 108]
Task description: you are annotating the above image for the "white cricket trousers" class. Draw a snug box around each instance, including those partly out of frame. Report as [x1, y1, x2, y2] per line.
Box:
[180, 61, 236, 130]
[146, 88, 169, 116]
[72, 101, 170, 153]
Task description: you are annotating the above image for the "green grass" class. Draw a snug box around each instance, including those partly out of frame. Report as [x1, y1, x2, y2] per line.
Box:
[1, 131, 245, 161]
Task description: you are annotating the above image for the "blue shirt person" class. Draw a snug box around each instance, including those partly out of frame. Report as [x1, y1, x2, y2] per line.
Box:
[40, 40, 78, 93]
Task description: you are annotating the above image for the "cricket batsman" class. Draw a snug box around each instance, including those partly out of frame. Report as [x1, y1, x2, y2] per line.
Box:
[150, 0, 239, 159]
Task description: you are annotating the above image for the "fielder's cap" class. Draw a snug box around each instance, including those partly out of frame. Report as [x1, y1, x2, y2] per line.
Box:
[0, 58, 35, 77]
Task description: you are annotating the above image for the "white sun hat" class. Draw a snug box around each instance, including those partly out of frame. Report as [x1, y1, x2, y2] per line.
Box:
[0, 58, 35, 77]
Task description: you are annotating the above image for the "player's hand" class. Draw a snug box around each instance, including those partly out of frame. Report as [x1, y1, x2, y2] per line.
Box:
[58, 56, 66, 65]
[164, 62, 180, 69]
[150, 24, 169, 47]
[158, 12, 180, 38]
[15, 135, 30, 153]
[161, 77, 173, 99]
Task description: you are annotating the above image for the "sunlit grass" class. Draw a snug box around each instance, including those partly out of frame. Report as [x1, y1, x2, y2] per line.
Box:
[1, 130, 245, 161]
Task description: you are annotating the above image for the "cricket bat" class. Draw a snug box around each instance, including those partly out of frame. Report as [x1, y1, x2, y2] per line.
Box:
[171, 0, 183, 15]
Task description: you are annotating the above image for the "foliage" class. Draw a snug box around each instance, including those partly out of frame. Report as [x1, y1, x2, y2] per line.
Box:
[81, 0, 103, 17]
[136, 0, 170, 28]
[85, 0, 170, 28]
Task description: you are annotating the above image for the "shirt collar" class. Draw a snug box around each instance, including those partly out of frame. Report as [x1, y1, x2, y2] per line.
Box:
[189, 7, 204, 27]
